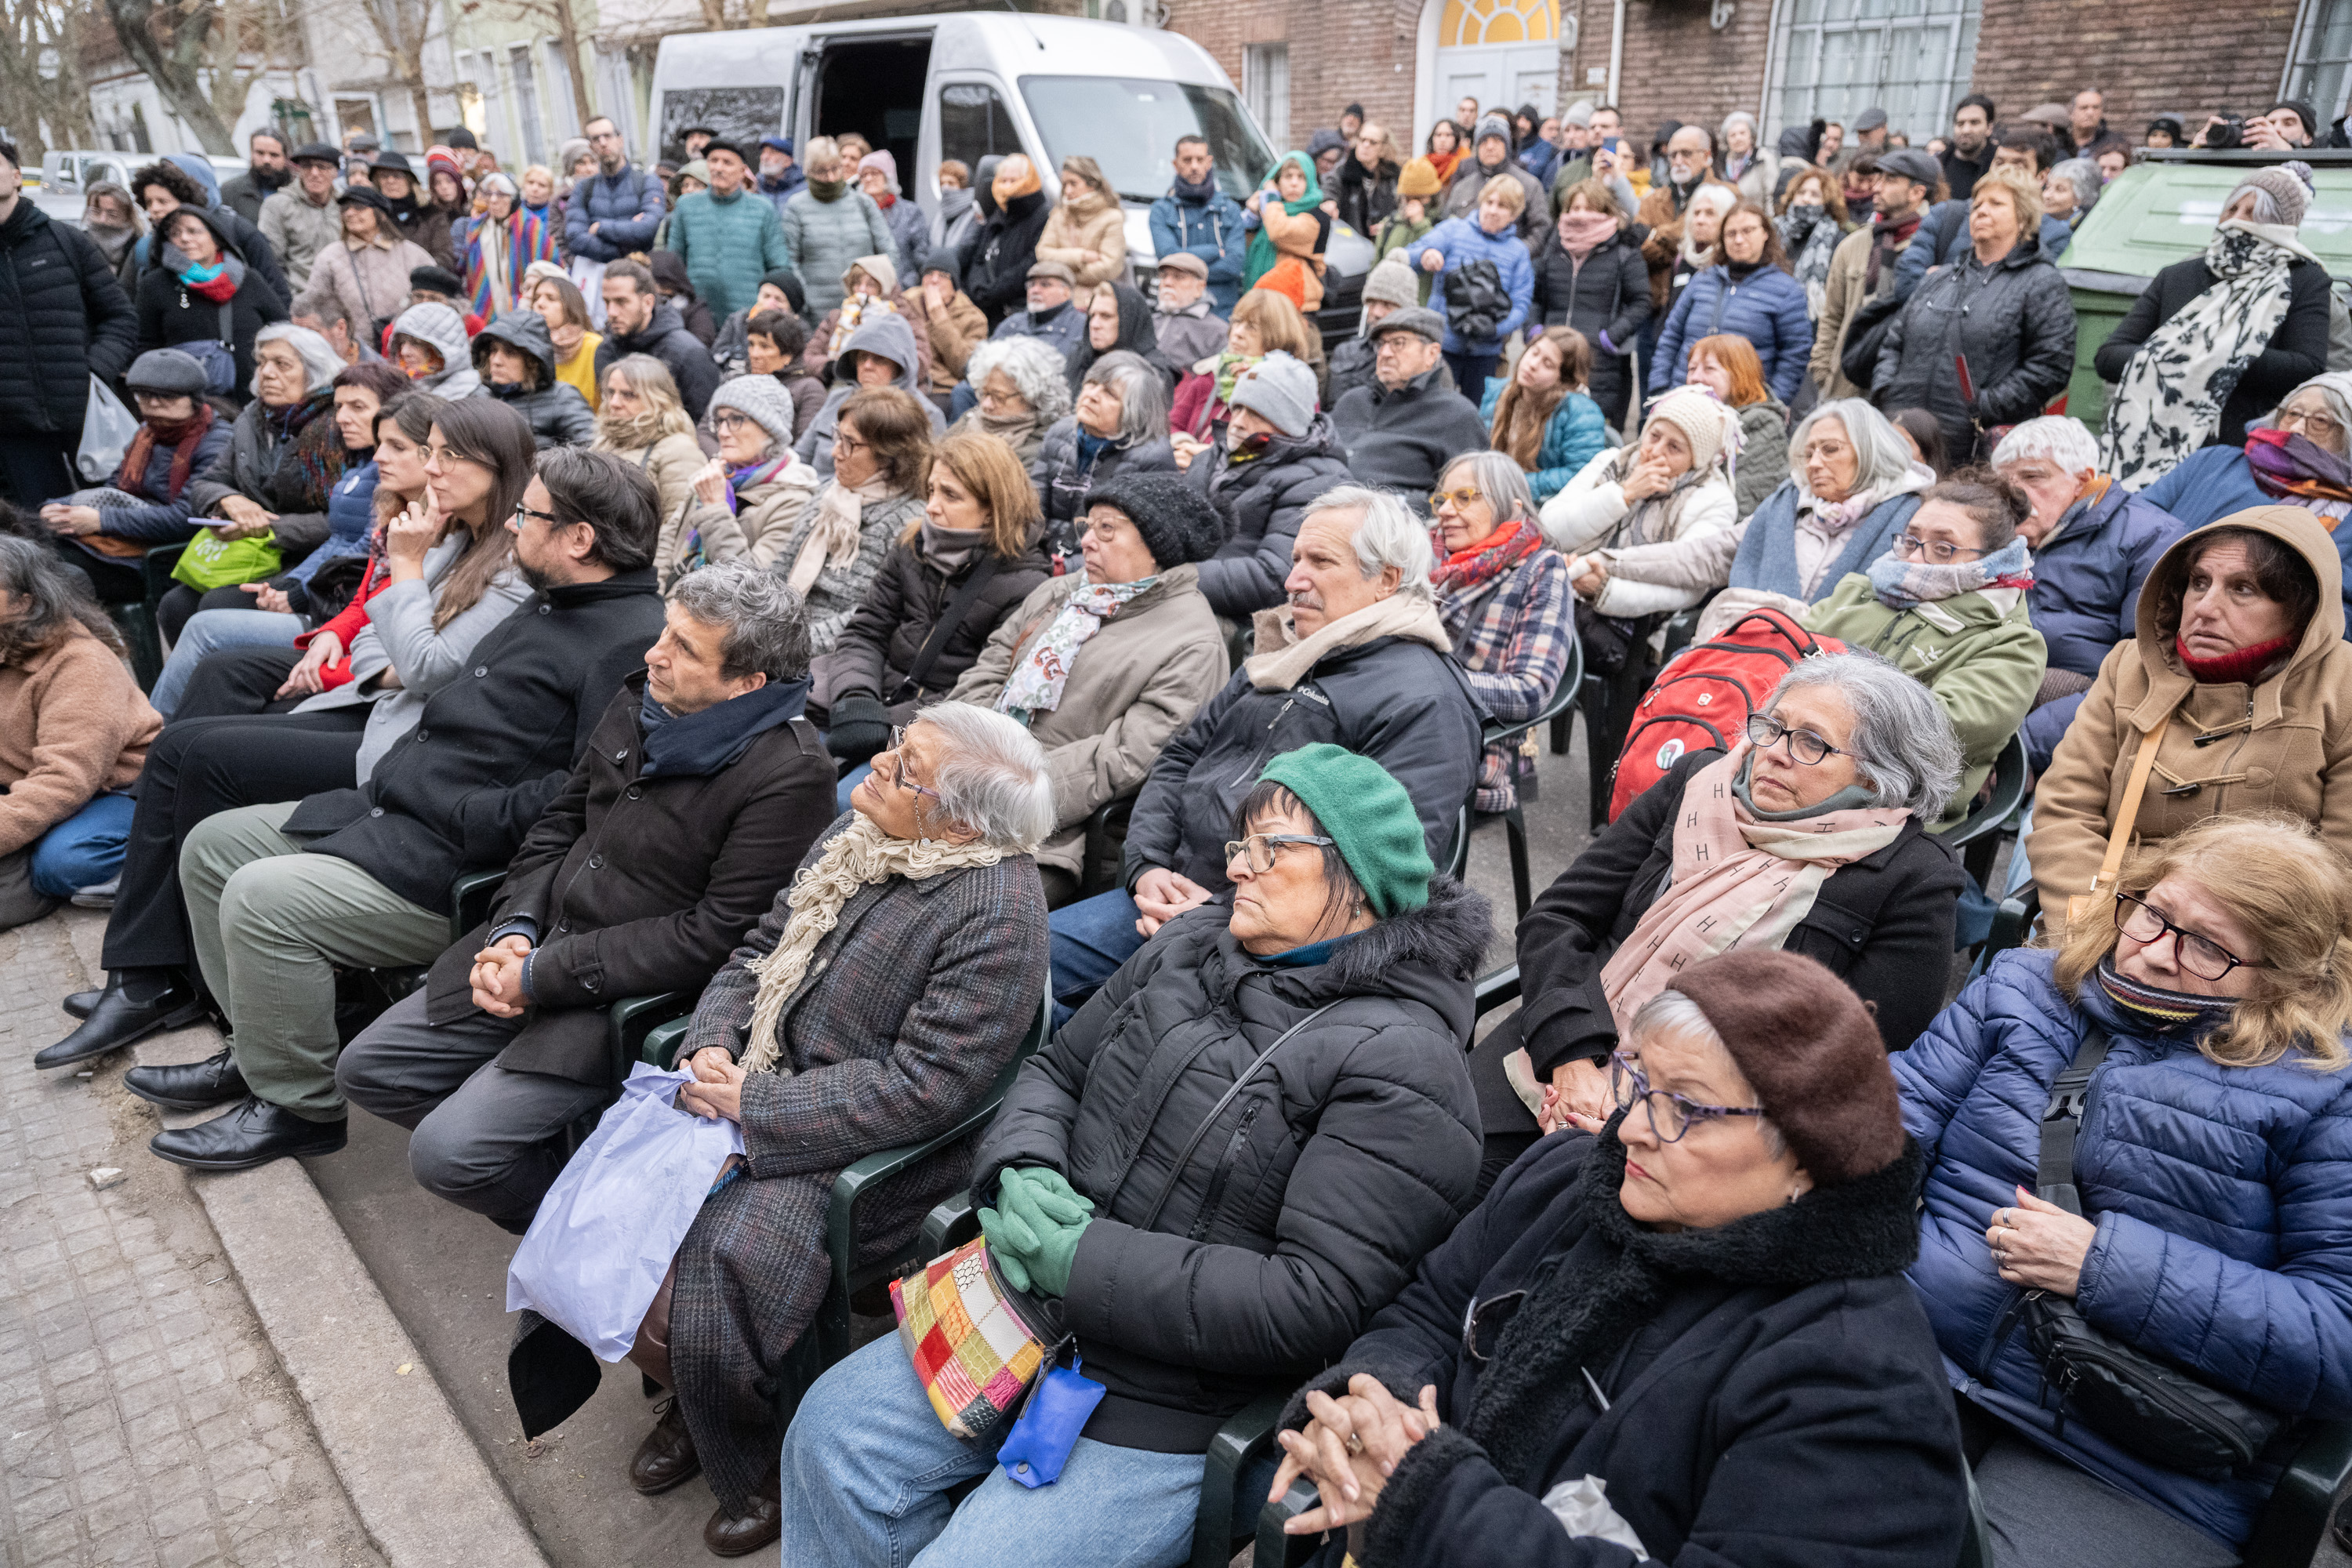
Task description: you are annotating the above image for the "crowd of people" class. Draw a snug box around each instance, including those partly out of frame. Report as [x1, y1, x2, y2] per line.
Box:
[2, 78, 2350, 1568]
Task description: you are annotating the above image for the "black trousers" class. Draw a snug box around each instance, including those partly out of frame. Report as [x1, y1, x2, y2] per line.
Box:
[0, 429, 78, 511]
[100, 707, 369, 975]
[45, 535, 145, 603]
[172, 644, 309, 720]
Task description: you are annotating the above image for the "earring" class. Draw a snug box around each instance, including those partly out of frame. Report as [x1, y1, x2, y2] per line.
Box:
[1787, 1189, 1802, 1205]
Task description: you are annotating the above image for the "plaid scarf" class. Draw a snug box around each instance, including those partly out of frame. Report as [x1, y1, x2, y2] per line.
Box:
[1430, 515, 1544, 596]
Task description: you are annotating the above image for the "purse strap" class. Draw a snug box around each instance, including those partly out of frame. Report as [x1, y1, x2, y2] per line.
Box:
[2037, 1024, 2113, 1218]
[2069, 717, 2169, 925]
[892, 554, 1000, 704]
[1137, 999, 1344, 1235]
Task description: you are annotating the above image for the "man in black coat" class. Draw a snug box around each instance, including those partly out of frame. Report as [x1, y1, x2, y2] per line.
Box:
[1328, 309, 1491, 511]
[1044, 485, 1483, 1021]
[333, 564, 837, 1231]
[121, 448, 672, 1172]
[594, 258, 721, 420]
[0, 141, 138, 507]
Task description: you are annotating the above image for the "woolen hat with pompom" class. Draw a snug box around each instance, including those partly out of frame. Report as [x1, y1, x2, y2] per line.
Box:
[1661, 949, 1905, 1188]
[2230, 160, 2316, 229]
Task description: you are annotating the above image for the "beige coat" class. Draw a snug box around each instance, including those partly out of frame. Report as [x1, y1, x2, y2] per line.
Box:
[295, 232, 437, 336]
[666, 461, 823, 586]
[2031, 506, 2352, 931]
[909, 287, 989, 393]
[608, 431, 709, 589]
[1034, 189, 1129, 292]
[1809, 222, 1884, 401]
[0, 626, 158, 858]
[947, 565, 1229, 875]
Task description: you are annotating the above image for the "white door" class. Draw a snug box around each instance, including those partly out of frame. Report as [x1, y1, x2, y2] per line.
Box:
[1435, 0, 1558, 125]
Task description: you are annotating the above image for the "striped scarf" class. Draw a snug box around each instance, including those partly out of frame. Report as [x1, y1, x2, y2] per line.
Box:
[2093, 954, 2236, 1036]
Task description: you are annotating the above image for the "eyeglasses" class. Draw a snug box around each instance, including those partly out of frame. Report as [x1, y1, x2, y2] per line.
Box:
[1745, 711, 1855, 767]
[511, 501, 571, 528]
[880, 727, 942, 803]
[1609, 1051, 1766, 1143]
[1893, 533, 1987, 564]
[711, 412, 751, 433]
[2114, 891, 2265, 982]
[2274, 405, 2345, 441]
[1222, 832, 1335, 875]
[1428, 485, 1484, 513]
[833, 431, 873, 456]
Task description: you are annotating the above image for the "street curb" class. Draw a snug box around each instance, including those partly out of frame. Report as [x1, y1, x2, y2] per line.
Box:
[64, 913, 551, 1568]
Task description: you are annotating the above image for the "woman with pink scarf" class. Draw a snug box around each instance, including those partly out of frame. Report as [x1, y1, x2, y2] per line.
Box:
[1530, 178, 1653, 430]
[1465, 651, 1966, 1190]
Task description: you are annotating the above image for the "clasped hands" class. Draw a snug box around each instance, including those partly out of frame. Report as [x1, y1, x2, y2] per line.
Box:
[977, 1167, 1093, 1297]
[1131, 867, 1213, 939]
[1985, 1184, 2096, 1296]
[1269, 1374, 1443, 1537]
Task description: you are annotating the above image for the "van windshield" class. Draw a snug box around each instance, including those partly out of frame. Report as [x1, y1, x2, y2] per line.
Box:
[1018, 76, 1273, 202]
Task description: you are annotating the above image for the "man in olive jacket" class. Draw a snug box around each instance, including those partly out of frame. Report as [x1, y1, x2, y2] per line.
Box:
[125, 448, 671, 1174]
[335, 564, 837, 1229]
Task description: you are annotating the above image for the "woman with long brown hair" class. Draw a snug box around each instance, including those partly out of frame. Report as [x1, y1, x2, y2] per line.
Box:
[1650, 198, 1814, 405]
[593, 354, 702, 580]
[1481, 326, 1606, 504]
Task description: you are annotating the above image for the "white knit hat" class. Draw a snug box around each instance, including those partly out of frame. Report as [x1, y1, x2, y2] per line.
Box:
[1646, 385, 1740, 474]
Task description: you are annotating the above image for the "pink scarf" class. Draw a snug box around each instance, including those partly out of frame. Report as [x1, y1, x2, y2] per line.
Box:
[1597, 746, 1909, 1028]
[1557, 209, 1617, 261]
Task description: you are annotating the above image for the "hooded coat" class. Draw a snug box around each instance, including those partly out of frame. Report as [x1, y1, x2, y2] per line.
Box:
[593, 299, 721, 422]
[293, 224, 437, 342]
[971, 882, 1488, 1452]
[791, 311, 947, 477]
[1184, 416, 1356, 621]
[1033, 185, 1129, 292]
[1872, 230, 2078, 460]
[471, 310, 598, 449]
[258, 185, 343, 296]
[781, 186, 897, 317]
[0, 201, 137, 437]
[2030, 506, 2352, 931]
[1406, 217, 1535, 354]
[133, 208, 289, 395]
[387, 301, 481, 399]
[948, 565, 1230, 877]
[663, 458, 823, 585]
[1539, 446, 1741, 619]
[1897, 949, 2352, 1549]
[147, 154, 292, 306]
[966, 189, 1054, 325]
[1330, 366, 1494, 499]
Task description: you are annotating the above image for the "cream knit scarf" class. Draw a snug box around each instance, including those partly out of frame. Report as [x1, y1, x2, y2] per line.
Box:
[737, 815, 1004, 1075]
[787, 477, 893, 597]
[1243, 590, 1452, 691]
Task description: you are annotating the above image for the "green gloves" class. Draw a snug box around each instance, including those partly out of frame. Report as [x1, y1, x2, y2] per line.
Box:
[977, 1167, 1095, 1298]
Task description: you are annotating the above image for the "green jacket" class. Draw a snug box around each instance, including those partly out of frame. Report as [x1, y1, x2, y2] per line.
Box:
[1804, 573, 2047, 827]
[660, 189, 792, 321]
[1373, 213, 1436, 304]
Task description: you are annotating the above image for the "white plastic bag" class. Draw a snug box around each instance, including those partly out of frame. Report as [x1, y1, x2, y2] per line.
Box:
[1540, 1475, 1650, 1559]
[506, 1062, 744, 1360]
[568, 256, 609, 330]
[76, 376, 138, 485]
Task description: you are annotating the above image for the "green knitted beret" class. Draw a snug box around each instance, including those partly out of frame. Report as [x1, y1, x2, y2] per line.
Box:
[1258, 744, 1433, 917]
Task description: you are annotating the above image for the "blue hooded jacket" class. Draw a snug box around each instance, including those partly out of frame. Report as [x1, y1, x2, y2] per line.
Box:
[1649, 263, 1815, 403]
[1896, 950, 2352, 1549]
[1148, 182, 1249, 314]
[1406, 216, 1534, 355]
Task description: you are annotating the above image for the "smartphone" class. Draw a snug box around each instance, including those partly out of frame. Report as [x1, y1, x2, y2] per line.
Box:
[1598, 136, 1622, 157]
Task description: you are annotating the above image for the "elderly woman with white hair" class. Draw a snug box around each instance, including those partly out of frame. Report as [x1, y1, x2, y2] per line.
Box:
[615, 701, 1054, 1555]
[1719, 109, 1778, 204]
[1029, 348, 1179, 564]
[2042, 157, 2103, 232]
[1570, 396, 1935, 640]
[947, 334, 1073, 469]
[2098, 162, 2331, 488]
[1471, 651, 1966, 1186]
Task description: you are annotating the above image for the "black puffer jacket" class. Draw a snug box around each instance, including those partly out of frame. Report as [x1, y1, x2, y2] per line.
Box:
[1030, 415, 1178, 559]
[0, 200, 138, 434]
[1123, 628, 1484, 892]
[1528, 223, 1651, 426]
[1186, 416, 1355, 620]
[132, 209, 289, 397]
[1871, 230, 2077, 460]
[965, 188, 1053, 325]
[822, 532, 1051, 715]
[1508, 748, 1962, 1080]
[2092, 251, 2332, 448]
[972, 880, 1488, 1452]
[472, 310, 599, 449]
[593, 299, 721, 422]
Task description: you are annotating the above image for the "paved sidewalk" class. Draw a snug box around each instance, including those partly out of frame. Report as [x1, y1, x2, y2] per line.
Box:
[0, 910, 383, 1568]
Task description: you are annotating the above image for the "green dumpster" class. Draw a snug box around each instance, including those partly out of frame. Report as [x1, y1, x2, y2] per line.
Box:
[2053, 147, 2352, 437]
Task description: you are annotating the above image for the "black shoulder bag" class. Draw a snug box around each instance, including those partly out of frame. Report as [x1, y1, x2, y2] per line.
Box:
[888, 555, 1001, 707]
[2013, 1026, 2285, 1477]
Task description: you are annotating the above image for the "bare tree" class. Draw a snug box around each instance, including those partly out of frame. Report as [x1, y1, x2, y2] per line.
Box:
[0, 0, 95, 161]
[357, 0, 438, 143]
[96, 0, 236, 152]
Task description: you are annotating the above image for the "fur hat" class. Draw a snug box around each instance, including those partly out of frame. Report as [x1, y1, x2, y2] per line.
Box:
[1646, 386, 1737, 474]
[1228, 350, 1317, 438]
[708, 374, 797, 449]
[1084, 472, 1229, 568]
[2230, 161, 2316, 229]
[1397, 158, 1443, 199]
[1665, 949, 1905, 1188]
[1360, 256, 1421, 314]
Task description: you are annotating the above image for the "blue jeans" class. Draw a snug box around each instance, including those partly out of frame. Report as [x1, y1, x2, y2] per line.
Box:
[838, 762, 873, 815]
[32, 792, 135, 896]
[1046, 889, 1147, 1030]
[151, 606, 303, 717]
[780, 1336, 1215, 1568]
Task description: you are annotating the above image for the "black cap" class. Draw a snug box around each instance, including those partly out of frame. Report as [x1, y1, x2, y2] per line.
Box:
[445, 127, 479, 151]
[702, 137, 747, 164]
[369, 149, 415, 176]
[336, 184, 394, 216]
[292, 142, 340, 165]
[408, 264, 464, 296]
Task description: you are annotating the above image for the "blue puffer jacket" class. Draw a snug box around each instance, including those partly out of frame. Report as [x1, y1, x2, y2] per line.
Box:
[1477, 379, 1608, 503]
[1406, 217, 1534, 355]
[1896, 950, 2352, 1549]
[2140, 443, 2352, 637]
[562, 166, 666, 263]
[2019, 483, 2187, 771]
[88, 416, 236, 542]
[1649, 263, 1814, 401]
[289, 459, 380, 586]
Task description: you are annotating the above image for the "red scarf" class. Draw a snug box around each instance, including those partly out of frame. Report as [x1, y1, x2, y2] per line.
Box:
[1865, 209, 1923, 292]
[185, 270, 238, 303]
[2176, 632, 2296, 685]
[1432, 515, 1544, 596]
[112, 404, 216, 502]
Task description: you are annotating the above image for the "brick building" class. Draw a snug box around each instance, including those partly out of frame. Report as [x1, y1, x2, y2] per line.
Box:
[1163, 0, 2347, 165]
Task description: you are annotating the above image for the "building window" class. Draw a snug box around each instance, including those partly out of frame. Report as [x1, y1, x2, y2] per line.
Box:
[2286, 0, 2352, 127]
[1765, 0, 1981, 147]
[510, 43, 546, 168]
[1243, 42, 1290, 151]
[938, 82, 1022, 172]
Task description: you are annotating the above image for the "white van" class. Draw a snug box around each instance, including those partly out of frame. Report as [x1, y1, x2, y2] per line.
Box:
[645, 13, 1371, 338]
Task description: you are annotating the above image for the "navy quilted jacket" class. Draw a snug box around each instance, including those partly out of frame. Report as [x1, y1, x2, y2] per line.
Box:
[1649, 262, 1814, 402]
[1894, 950, 2352, 1547]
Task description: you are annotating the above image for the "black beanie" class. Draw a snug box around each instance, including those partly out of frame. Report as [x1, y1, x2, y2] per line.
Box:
[760, 267, 806, 316]
[1084, 474, 1229, 568]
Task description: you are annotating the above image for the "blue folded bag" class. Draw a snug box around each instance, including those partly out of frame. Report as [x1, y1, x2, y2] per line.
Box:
[996, 1352, 1106, 1489]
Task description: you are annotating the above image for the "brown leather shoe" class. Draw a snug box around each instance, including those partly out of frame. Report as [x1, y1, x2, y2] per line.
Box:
[702, 1472, 782, 1558]
[628, 1397, 700, 1495]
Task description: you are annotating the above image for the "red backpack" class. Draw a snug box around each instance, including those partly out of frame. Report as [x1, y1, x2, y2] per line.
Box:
[1606, 608, 1849, 822]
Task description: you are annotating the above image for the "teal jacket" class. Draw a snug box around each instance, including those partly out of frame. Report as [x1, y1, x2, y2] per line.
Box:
[1477, 379, 1609, 504]
[660, 189, 792, 321]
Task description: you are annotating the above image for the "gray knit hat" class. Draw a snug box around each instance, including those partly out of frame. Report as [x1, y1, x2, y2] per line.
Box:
[1228, 350, 1318, 439]
[1475, 113, 1512, 148]
[1360, 256, 1421, 314]
[708, 374, 797, 449]
[123, 348, 210, 397]
[1085, 473, 1229, 568]
[2228, 160, 2315, 230]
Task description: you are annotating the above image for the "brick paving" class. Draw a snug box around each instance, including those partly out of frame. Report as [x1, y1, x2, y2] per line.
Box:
[0, 909, 383, 1568]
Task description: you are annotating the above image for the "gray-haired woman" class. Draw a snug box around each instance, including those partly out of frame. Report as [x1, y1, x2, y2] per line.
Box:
[1030, 349, 1179, 564]
[1471, 650, 1966, 1187]
[618, 701, 1054, 1555]
[2043, 158, 2102, 232]
[947, 336, 1072, 468]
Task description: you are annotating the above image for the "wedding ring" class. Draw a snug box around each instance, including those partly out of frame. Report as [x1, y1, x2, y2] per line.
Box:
[1345, 1432, 1364, 1456]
